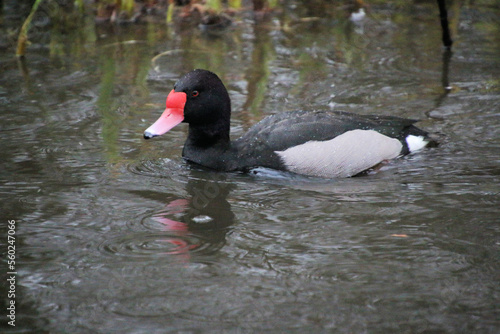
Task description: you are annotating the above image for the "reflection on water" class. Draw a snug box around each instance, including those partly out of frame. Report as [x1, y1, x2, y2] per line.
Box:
[108, 173, 236, 261]
[1, 0, 500, 333]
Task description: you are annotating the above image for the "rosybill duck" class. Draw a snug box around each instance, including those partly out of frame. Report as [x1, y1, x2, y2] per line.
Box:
[144, 69, 435, 178]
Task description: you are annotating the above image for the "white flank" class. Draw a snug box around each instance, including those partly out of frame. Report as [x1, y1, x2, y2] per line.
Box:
[276, 129, 403, 178]
[405, 135, 428, 153]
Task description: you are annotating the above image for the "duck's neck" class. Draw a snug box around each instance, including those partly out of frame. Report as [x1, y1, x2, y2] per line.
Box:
[185, 120, 230, 148]
[182, 122, 237, 171]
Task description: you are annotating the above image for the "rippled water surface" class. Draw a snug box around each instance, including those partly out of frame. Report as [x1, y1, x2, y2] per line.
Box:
[1, 1, 499, 333]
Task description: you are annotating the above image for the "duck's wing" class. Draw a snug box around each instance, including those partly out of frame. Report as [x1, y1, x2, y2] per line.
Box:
[239, 110, 419, 151]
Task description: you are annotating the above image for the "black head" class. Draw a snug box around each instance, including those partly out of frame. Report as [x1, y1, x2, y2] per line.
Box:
[174, 69, 231, 129]
[143, 69, 232, 142]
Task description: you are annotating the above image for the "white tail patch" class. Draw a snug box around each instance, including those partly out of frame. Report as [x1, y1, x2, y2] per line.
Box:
[405, 135, 428, 153]
[276, 129, 403, 178]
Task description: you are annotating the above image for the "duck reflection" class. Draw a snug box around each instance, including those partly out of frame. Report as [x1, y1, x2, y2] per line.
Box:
[131, 170, 235, 261]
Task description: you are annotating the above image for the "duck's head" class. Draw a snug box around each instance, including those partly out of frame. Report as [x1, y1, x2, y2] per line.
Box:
[144, 69, 231, 140]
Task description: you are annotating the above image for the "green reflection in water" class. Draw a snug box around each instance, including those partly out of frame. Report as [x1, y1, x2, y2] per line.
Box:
[243, 24, 274, 117]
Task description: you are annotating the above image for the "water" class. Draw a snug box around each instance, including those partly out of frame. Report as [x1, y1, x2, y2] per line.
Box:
[1, 1, 499, 332]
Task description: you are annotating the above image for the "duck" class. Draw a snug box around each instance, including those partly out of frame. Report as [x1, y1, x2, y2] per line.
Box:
[144, 69, 435, 178]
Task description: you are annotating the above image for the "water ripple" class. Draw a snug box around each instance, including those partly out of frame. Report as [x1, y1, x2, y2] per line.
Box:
[107, 294, 188, 318]
[127, 158, 186, 178]
[98, 231, 225, 260]
[99, 232, 198, 257]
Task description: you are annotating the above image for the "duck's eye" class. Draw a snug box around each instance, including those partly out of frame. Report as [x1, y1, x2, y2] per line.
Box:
[191, 90, 199, 97]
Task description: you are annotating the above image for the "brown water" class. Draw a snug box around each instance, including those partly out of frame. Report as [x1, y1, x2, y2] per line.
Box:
[1, 1, 499, 333]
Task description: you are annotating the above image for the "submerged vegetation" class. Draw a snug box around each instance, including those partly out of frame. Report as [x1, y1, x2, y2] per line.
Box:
[14, 0, 284, 56]
[10, 0, 461, 59]
[13, 0, 358, 57]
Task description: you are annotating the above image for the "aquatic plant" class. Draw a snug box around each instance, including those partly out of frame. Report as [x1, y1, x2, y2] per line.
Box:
[16, 0, 44, 57]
